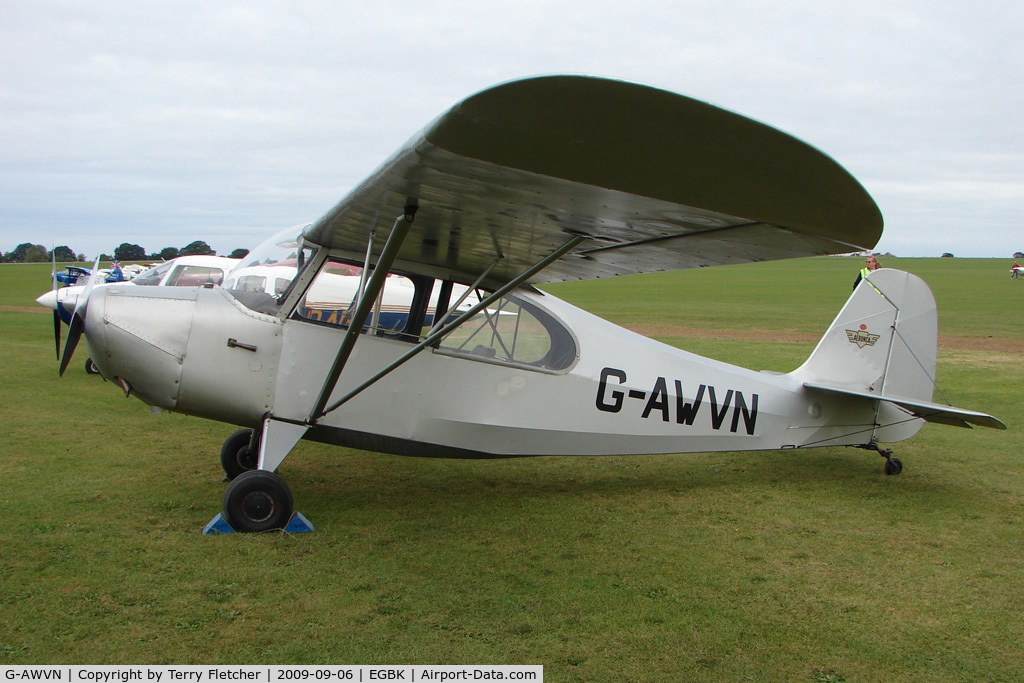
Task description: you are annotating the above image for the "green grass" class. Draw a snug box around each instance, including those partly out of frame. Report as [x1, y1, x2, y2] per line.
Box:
[545, 257, 1024, 340]
[0, 261, 147, 310]
[1, 259, 1022, 680]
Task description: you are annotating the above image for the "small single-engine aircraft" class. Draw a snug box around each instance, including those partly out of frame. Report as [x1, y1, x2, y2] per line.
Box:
[54, 262, 147, 286]
[56, 75, 1004, 532]
[54, 264, 127, 286]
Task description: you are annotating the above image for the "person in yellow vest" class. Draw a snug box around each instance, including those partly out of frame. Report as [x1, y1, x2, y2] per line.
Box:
[853, 255, 880, 289]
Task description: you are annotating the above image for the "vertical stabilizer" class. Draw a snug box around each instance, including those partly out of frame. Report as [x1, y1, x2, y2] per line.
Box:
[793, 268, 938, 442]
[795, 268, 937, 400]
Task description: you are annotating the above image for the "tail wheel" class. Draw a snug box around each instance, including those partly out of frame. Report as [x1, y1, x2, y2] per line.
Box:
[220, 429, 258, 480]
[884, 457, 903, 476]
[223, 470, 293, 533]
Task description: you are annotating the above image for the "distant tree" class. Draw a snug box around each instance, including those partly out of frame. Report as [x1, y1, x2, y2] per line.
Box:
[179, 240, 215, 256]
[1014, 251, 1024, 259]
[99, 253, 112, 262]
[3, 243, 38, 263]
[154, 247, 179, 261]
[941, 252, 954, 258]
[77, 253, 87, 262]
[50, 245, 78, 262]
[114, 242, 147, 261]
[25, 245, 48, 262]
[228, 248, 249, 259]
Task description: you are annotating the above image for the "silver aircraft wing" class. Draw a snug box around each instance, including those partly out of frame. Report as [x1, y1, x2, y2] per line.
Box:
[303, 75, 883, 290]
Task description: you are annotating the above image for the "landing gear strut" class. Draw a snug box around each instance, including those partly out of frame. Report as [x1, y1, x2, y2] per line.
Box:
[217, 418, 307, 532]
[859, 442, 903, 475]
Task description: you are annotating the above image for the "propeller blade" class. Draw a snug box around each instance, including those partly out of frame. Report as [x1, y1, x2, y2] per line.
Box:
[70, 255, 102, 320]
[53, 309, 62, 360]
[58, 256, 101, 376]
[50, 250, 61, 359]
[59, 313, 84, 376]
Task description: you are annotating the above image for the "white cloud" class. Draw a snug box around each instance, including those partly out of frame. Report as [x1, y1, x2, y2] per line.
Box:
[1, 0, 1021, 258]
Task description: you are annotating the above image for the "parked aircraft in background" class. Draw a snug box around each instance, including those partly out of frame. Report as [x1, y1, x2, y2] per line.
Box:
[54, 263, 144, 286]
[52, 75, 1004, 532]
[39, 255, 239, 373]
[225, 236, 481, 333]
[39, 255, 240, 325]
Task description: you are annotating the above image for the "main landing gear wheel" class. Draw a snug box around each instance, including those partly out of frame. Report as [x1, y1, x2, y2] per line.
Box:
[85, 358, 100, 375]
[220, 429, 258, 480]
[223, 470, 294, 533]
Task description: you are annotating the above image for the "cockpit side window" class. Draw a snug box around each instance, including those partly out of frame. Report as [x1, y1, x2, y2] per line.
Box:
[435, 292, 576, 372]
[165, 265, 225, 287]
[293, 259, 430, 339]
[132, 261, 172, 286]
[289, 256, 576, 372]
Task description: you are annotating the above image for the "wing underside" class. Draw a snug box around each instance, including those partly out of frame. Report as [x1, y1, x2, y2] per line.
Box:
[303, 76, 883, 289]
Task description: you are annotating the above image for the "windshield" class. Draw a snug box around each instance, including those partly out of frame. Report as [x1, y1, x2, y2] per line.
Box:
[224, 225, 313, 315]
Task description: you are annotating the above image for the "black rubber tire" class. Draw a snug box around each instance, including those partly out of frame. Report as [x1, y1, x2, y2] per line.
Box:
[884, 457, 903, 476]
[220, 429, 258, 480]
[223, 470, 294, 533]
[84, 358, 100, 375]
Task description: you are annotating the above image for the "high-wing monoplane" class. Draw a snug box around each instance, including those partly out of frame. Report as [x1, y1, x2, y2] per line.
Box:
[56, 76, 1004, 531]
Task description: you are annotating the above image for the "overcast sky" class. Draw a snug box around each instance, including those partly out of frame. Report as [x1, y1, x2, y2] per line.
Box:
[2, 0, 1021, 260]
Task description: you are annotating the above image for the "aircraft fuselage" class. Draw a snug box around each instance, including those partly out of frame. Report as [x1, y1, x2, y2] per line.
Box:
[83, 281, 891, 462]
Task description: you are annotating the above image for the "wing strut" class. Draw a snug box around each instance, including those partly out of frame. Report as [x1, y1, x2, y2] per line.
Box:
[314, 235, 586, 421]
[427, 257, 499, 336]
[307, 207, 417, 423]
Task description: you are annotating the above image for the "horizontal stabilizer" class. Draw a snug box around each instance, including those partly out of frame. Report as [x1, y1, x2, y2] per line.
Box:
[804, 382, 1006, 430]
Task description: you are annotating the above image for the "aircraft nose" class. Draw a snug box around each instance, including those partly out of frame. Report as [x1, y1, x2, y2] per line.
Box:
[85, 287, 198, 409]
[35, 289, 58, 309]
[37, 287, 79, 322]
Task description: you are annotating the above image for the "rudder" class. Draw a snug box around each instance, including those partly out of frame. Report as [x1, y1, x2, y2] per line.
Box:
[796, 268, 937, 399]
[793, 268, 938, 442]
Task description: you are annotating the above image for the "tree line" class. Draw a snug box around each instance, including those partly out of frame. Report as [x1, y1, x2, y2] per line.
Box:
[2, 241, 249, 263]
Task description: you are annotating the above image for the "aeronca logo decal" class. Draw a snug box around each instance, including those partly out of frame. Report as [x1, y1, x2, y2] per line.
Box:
[595, 367, 758, 435]
[846, 325, 880, 349]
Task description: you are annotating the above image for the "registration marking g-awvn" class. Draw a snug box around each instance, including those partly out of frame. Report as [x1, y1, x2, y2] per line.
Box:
[596, 367, 759, 435]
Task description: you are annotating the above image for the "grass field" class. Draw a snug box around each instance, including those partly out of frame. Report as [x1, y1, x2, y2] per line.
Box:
[1, 258, 1021, 680]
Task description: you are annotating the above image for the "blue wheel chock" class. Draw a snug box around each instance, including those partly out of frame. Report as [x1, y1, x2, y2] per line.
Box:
[202, 511, 315, 535]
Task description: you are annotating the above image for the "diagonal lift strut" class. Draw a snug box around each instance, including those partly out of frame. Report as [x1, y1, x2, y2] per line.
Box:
[307, 208, 417, 423]
[315, 234, 585, 420]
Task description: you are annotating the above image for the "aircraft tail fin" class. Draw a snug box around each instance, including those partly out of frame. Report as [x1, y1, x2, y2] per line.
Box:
[792, 268, 1003, 440]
